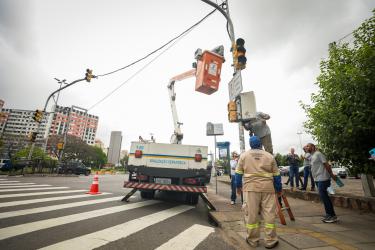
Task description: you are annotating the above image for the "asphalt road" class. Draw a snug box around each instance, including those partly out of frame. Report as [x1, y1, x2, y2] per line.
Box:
[0, 174, 236, 250]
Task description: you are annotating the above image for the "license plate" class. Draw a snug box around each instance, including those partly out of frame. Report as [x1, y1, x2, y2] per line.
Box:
[154, 178, 171, 185]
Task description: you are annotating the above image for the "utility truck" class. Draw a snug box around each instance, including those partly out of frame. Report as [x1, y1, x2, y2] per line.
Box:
[122, 47, 224, 205]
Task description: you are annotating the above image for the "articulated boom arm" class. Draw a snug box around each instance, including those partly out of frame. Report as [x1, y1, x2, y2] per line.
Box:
[167, 69, 196, 144]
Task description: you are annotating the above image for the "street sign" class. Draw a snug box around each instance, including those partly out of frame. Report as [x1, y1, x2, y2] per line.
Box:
[228, 71, 243, 100]
[206, 122, 224, 136]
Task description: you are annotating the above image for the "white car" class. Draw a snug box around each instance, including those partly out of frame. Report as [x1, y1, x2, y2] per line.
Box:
[332, 166, 348, 178]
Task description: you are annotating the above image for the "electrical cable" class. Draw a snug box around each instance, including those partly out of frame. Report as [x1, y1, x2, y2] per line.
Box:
[88, 29, 193, 111]
[96, 6, 220, 78]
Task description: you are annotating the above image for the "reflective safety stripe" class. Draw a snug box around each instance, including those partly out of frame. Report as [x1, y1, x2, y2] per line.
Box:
[273, 173, 280, 176]
[235, 170, 244, 174]
[244, 172, 273, 178]
[265, 223, 276, 229]
[246, 223, 260, 229]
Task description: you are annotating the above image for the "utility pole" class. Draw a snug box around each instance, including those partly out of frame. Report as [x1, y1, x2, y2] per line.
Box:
[27, 77, 88, 161]
[201, 0, 246, 152]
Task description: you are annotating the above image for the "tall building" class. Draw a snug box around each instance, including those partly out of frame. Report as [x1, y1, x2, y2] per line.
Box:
[0, 104, 51, 152]
[107, 131, 122, 166]
[0, 100, 99, 156]
[49, 105, 98, 145]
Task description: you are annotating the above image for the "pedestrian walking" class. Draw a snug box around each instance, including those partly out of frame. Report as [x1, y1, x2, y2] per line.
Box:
[230, 151, 239, 205]
[286, 147, 301, 190]
[242, 112, 273, 154]
[300, 145, 315, 191]
[306, 143, 338, 223]
[235, 136, 281, 249]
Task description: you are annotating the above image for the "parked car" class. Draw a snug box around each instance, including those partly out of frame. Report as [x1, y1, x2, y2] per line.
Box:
[57, 161, 91, 176]
[0, 159, 12, 171]
[279, 166, 289, 176]
[0, 158, 32, 172]
[332, 166, 348, 178]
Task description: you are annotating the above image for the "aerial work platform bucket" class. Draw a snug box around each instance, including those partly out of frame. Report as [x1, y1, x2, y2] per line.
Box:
[195, 51, 225, 95]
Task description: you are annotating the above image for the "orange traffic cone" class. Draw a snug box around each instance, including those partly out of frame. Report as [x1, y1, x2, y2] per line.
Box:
[86, 173, 101, 195]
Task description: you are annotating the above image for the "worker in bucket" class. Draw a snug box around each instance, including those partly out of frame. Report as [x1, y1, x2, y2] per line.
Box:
[235, 136, 281, 249]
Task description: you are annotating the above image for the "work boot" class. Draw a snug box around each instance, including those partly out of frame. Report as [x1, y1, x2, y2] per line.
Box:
[265, 241, 279, 249]
[246, 238, 258, 248]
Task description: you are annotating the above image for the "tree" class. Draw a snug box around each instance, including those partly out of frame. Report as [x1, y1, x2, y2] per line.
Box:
[47, 135, 107, 168]
[274, 153, 288, 166]
[301, 11, 375, 175]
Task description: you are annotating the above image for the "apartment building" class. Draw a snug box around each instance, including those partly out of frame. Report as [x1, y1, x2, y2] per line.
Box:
[107, 131, 122, 166]
[49, 105, 98, 145]
[0, 101, 99, 156]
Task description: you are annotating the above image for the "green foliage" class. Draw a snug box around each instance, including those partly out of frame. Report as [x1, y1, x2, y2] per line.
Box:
[274, 153, 288, 166]
[47, 135, 107, 168]
[301, 10, 375, 174]
[12, 146, 50, 161]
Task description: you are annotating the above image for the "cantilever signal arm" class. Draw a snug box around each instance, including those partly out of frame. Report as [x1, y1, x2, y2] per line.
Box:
[167, 69, 197, 144]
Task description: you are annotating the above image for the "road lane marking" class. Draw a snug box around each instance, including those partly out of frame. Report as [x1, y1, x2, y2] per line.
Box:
[0, 190, 86, 199]
[0, 184, 51, 189]
[0, 200, 161, 240]
[0, 187, 68, 193]
[155, 224, 215, 250]
[0, 183, 36, 186]
[0, 196, 125, 219]
[39, 205, 194, 250]
[0, 193, 111, 207]
[0, 181, 20, 183]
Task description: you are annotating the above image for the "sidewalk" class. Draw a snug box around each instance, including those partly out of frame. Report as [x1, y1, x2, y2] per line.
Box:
[206, 176, 375, 250]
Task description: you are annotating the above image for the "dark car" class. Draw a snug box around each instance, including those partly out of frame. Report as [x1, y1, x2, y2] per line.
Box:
[0, 159, 12, 171]
[57, 161, 91, 176]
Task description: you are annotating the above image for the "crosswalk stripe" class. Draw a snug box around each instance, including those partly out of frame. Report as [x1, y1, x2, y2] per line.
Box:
[0, 184, 51, 189]
[0, 200, 161, 240]
[0, 183, 36, 186]
[39, 205, 194, 250]
[0, 196, 124, 219]
[155, 224, 215, 250]
[0, 190, 86, 199]
[0, 193, 111, 208]
[0, 187, 68, 193]
[0, 181, 20, 183]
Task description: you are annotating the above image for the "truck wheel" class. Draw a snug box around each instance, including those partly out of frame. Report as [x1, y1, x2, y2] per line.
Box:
[186, 193, 199, 205]
[140, 190, 155, 199]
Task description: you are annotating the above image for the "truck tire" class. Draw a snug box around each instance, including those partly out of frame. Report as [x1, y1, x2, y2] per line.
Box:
[140, 190, 155, 199]
[186, 193, 199, 205]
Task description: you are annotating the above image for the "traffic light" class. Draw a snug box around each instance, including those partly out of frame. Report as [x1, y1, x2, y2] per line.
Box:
[33, 109, 43, 123]
[233, 38, 247, 70]
[227, 100, 238, 122]
[85, 69, 93, 82]
[29, 132, 38, 142]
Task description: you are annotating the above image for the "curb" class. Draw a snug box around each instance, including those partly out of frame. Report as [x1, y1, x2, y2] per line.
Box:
[217, 178, 375, 213]
[283, 189, 375, 213]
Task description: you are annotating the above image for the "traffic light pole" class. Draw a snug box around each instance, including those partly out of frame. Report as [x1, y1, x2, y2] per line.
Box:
[201, 0, 246, 152]
[27, 78, 86, 161]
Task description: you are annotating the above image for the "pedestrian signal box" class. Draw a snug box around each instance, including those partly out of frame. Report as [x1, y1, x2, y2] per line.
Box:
[195, 51, 225, 95]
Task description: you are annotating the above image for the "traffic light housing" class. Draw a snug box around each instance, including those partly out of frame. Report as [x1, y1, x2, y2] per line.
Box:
[29, 132, 38, 142]
[227, 100, 238, 122]
[233, 38, 247, 70]
[85, 69, 93, 82]
[33, 109, 43, 123]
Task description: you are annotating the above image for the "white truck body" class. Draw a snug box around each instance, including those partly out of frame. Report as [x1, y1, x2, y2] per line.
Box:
[128, 142, 208, 170]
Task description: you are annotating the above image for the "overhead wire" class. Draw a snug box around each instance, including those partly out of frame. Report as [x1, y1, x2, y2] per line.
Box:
[88, 30, 192, 111]
[96, 6, 220, 78]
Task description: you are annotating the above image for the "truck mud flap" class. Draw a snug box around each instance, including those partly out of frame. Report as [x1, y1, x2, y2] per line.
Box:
[123, 181, 207, 193]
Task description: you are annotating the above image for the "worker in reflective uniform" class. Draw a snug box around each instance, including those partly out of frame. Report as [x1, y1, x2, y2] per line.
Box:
[235, 136, 282, 249]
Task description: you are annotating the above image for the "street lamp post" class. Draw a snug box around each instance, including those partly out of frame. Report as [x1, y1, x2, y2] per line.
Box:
[27, 78, 86, 161]
[201, 0, 246, 153]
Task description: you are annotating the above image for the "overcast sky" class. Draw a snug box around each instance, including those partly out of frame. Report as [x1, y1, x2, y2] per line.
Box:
[1, 0, 374, 156]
